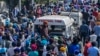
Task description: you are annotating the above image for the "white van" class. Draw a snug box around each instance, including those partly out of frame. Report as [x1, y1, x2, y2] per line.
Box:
[60, 12, 83, 27]
[34, 15, 74, 38]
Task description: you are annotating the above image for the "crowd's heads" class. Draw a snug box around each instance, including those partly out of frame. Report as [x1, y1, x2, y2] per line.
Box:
[12, 42, 17, 47]
[31, 39, 36, 44]
[60, 46, 66, 52]
[91, 31, 95, 34]
[46, 45, 53, 51]
[58, 39, 63, 44]
[85, 37, 90, 43]
[82, 21, 86, 24]
[49, 38, 54, 44]
[0, 48, 7, 54]
[72, 37, 79, 45]
[14, 48, 20, 54]
[96, 21, 100, 25]
[21, 47, 25, 52]
[16, 41, 21, 47]
[91, 41, 97, 46]
[31, 44, 37, 50]
[43, 21, 48, 25]
[41, 38, 48, 46]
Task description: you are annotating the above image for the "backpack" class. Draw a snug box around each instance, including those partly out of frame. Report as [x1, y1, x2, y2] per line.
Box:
[68, 44, 80, 55]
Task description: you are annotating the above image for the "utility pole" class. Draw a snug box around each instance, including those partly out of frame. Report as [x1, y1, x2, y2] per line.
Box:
[19, 0, 21, 11]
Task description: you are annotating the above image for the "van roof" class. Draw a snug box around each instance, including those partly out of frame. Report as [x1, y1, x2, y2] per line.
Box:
[34, 15, 74, 26]
[60, 12, 83, 17]
[38, 15, 71, 20]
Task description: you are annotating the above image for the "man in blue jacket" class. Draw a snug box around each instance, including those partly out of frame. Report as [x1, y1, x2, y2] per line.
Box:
[79, 21, 90, 45]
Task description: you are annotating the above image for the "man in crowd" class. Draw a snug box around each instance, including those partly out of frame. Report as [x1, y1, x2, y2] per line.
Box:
[93, 22, 100, 47]
[0, 0, 99, 56]
[79, 21, 90, 45]
[41, 21, 49, 38]
[88, 41, 100, 56]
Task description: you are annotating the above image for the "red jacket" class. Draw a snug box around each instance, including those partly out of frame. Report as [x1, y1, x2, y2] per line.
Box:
[84, 42, 91, 56]
[93, 11, 98, 18]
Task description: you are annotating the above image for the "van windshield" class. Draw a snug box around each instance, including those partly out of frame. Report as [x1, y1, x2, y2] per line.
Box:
[49, 25, 65, 32]
[34, 25, 65, 33]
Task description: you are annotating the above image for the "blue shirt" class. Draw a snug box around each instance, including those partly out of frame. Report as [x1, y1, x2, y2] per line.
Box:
[28, 51, 39, 56]
[80, 24, 90, 36]
[88, 47, 99, 56]
[93, 25, 100, 36]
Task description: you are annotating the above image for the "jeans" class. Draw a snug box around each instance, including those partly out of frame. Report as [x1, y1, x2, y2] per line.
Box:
[80, 32, 88, 45]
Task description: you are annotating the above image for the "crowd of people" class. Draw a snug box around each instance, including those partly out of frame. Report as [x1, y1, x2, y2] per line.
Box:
[0, 0, 99, 56]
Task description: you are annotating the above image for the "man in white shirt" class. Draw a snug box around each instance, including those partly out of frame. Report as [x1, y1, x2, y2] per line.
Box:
[88, 41, 100, 56]
[90, 31, 97, 42]
[7, 42, 17, 56]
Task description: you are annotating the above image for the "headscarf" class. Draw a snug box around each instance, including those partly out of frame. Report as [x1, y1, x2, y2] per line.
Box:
[31, 44, 37, 50]
[60, 47, 66, 52]
[41, 39, 48, 46]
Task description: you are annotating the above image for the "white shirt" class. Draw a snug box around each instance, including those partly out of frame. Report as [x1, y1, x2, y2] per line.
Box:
[88, 47, 99, 56]
[42, 45, 47, 56]
[90, 34, 97, 42]
[54, 46, 59, 55]
[90, 16, 96, 22]
[1, 18, 10, 26]
[7, 47, 17, 56]
[1, 19, 6, 26]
